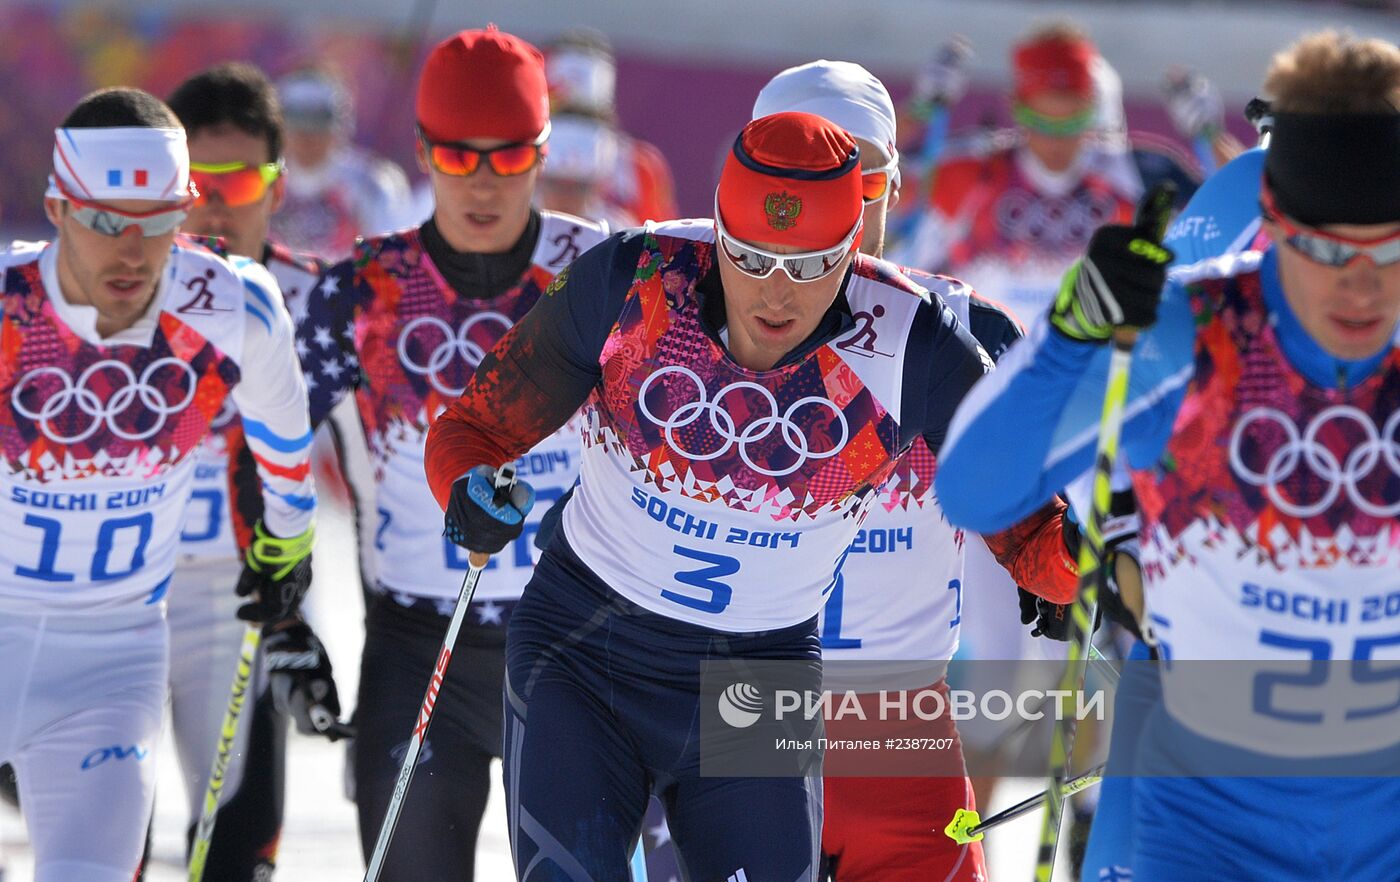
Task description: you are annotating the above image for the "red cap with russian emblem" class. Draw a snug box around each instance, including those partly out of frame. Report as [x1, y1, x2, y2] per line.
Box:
[716, 112, 863, 251]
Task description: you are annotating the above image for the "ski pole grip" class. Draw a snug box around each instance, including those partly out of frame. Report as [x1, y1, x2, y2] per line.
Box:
[466, 464, 519, 569]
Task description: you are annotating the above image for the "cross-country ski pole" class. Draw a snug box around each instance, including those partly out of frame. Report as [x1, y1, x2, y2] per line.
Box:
[1028, 349, 1126, 881]
[1087, 644, 1120, 689]
[1030, 184, 1175, 882]
[363, 465, 516, 882]
[940, 649, 1116, 847]
[188, 624, 261, 882]
[945, 762, 1105, 845]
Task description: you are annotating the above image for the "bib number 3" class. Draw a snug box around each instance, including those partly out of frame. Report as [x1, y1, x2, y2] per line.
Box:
[664, 545, 738, 614]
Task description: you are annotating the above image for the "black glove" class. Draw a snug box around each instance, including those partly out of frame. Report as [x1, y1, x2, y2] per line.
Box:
[1019, 587, 1099, 642]
[262, 619, 349, 739]
[444, 464, 536, 554]
[235, 521, 314, 624]
[1050, 183, 1177, 342]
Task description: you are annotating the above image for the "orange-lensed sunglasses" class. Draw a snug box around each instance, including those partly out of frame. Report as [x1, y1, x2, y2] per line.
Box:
[189, 161, 283, 208]
[417, 124, 550, 178]
[861, 162, 901, 205]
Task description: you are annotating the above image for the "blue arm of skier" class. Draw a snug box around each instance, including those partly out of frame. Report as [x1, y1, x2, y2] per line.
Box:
[933, 279, 1197, 533]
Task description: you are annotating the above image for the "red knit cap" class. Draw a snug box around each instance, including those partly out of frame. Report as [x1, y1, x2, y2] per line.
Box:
[716, 112, 863, 251]
[1013, 33, 1097, 101]
[417, 26, 549, 143]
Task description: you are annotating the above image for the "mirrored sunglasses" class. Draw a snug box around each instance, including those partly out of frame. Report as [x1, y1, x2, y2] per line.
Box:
[418, 124, 550, 178]
[1012, 103, 1097, 138]
[713, 196, 861, 283]
[57, 179, 192, 238]
[1262, 186, 1400, 268]
[861, 162, 901, 206]
[189, 161, 283, 208]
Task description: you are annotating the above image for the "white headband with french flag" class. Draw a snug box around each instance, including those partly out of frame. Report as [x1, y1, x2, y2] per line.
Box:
[47, 126, 191, 203]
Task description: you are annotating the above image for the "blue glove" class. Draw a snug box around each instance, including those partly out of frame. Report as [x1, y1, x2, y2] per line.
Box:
[444, 464, 536, 555]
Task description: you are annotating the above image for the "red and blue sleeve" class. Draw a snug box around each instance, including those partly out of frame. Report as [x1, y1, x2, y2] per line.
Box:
[424, 231, 643, 508]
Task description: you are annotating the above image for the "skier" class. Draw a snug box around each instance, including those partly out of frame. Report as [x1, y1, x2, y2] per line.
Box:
[293, 28, 608, 880]
[937, 31, 1400, 881]
[888, 22, 1142, 326]
[752, 59, 1073, 882]
[270, 68, 414, 258]
[1077, 111, 1271, 882]
[424, 109, 1077, 880]
[0, 86, 315, 882]
[538, 113, 637, 229]
[545, 28, 678, 223]
[165, 62, 355, 880]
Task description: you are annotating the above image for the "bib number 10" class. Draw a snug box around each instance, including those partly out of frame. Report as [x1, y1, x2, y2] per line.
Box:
[17, 513, 154, 582]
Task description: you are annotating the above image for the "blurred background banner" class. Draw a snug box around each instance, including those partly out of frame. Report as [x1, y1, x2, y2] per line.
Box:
[1, 0, 1396, 234]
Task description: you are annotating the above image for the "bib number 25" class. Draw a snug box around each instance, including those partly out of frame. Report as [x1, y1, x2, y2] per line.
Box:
[1254, 629, 1400, 724]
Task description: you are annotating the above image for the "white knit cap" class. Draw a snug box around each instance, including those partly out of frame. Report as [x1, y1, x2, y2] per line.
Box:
[753, 60, 898, 164]
[542, 115, 617, 183]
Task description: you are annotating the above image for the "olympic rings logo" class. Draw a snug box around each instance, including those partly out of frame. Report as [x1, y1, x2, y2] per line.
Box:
[1228, 405, 1400, 518]
[396, 313, 512, 397]
[12, 358, 198, 444]
[637, 365, 849, 478]
[995, 188, 1117, 249]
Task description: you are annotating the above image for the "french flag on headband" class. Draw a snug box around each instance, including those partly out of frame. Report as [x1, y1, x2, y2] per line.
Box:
[108, 169, 149, 188]
[46, 126, 191, 203]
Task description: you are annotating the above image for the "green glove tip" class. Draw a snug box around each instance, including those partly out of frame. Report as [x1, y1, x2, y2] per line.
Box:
[1133, 181, 1179, 244]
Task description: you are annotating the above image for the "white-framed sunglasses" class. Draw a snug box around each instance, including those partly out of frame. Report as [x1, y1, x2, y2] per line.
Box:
[861, 160, 901, 206]
[55, 176, 193, 238]
[713, 195, 862, 283]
